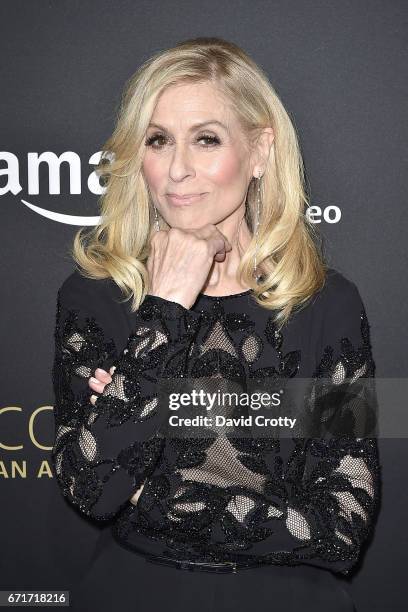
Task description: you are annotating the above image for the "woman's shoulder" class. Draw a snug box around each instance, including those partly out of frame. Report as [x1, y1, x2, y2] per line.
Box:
[58, 269, 121, 305]
[309, 266, 372, 364]
[55, 269, 136, 351]
[310, 266, 364, 316]
[293, 266, 369, 355]
[57, 269, 127, 323]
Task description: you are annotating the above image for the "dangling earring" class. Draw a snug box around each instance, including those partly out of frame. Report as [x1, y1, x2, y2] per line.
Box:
[153, 203, 160, 232]
[253, 170, 262, 283]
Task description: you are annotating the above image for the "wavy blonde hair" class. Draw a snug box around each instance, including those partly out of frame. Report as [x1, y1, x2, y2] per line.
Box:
[72, 36, 327, 329]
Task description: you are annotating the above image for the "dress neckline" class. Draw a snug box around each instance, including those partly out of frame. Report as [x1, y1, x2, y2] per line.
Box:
[197, 289, 252, 300]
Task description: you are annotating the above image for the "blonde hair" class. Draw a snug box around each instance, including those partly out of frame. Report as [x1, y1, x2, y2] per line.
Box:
[72, 36, 327, 329]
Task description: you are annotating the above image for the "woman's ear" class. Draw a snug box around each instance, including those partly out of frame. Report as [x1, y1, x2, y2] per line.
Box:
[252, 127, 274, 177]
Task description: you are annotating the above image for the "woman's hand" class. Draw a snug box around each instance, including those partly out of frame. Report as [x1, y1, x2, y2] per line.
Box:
[147, 224, 232, 309]
[89, 366, 115, 405]
[88, 366, 145, 505]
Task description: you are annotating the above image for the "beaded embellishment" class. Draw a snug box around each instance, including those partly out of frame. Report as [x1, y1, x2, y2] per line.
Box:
[51, 286, 380, 575]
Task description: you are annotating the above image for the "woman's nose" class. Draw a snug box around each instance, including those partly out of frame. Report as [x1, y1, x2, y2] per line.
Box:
[168, 143, 195, 180]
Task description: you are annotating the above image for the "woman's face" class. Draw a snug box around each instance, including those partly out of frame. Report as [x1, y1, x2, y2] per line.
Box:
[142, 81, 255, 230]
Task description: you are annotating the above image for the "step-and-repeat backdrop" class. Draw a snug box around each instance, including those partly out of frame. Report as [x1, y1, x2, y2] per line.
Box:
[1, 1, 406, 610]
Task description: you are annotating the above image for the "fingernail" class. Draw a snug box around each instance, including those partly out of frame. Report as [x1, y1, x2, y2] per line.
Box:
[90, 377, 100, 385]
[95, 368, 106, 376]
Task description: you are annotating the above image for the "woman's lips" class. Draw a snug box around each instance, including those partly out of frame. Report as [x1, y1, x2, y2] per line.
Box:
[166, 193, 207, 206]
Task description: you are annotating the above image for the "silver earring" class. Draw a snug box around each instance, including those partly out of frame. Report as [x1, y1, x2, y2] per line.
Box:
[153, 203, 160, 232]
[253, 171, 262, 283]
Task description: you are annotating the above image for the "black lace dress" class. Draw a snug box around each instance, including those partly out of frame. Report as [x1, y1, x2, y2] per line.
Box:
[51, 267, 380, 612]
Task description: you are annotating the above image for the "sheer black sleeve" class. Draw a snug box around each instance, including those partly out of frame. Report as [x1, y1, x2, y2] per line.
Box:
[265, 279, 381, 575]
[51, 276, 200, 522]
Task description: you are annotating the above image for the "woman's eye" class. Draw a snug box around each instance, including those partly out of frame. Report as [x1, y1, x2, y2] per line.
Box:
[144, 133, 220, 148]
[145, 134, 167, 148]
[197, 134, 220, 146]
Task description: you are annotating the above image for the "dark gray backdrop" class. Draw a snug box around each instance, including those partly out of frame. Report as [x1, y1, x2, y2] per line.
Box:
[0, 1, 406, 610]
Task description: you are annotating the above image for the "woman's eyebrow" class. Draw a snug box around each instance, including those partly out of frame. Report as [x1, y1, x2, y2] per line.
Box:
[147, 120, 229, 133]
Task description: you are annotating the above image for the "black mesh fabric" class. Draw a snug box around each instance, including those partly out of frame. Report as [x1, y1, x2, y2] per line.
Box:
[51, 268, 380, 576]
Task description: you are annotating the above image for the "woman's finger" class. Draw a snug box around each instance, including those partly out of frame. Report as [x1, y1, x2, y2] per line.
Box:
[89, 376, 105, 392]
[95, 368, 112, 383]
[130, 482, 145, 505]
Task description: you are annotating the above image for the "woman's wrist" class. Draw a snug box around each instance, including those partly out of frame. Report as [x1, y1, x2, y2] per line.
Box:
[145, 292, 191, 311]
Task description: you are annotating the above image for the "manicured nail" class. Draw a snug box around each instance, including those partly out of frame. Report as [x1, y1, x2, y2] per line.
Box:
[90, 377, 100, 385]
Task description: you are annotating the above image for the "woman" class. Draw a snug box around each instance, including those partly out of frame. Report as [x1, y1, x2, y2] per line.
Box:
[51, 37, 380, 612]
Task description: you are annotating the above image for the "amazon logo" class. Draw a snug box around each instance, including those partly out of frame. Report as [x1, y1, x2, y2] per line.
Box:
[0, 150, 109, 226]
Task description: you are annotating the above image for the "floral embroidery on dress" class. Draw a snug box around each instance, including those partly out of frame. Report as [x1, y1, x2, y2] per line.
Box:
[51, 282, 380, 575]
